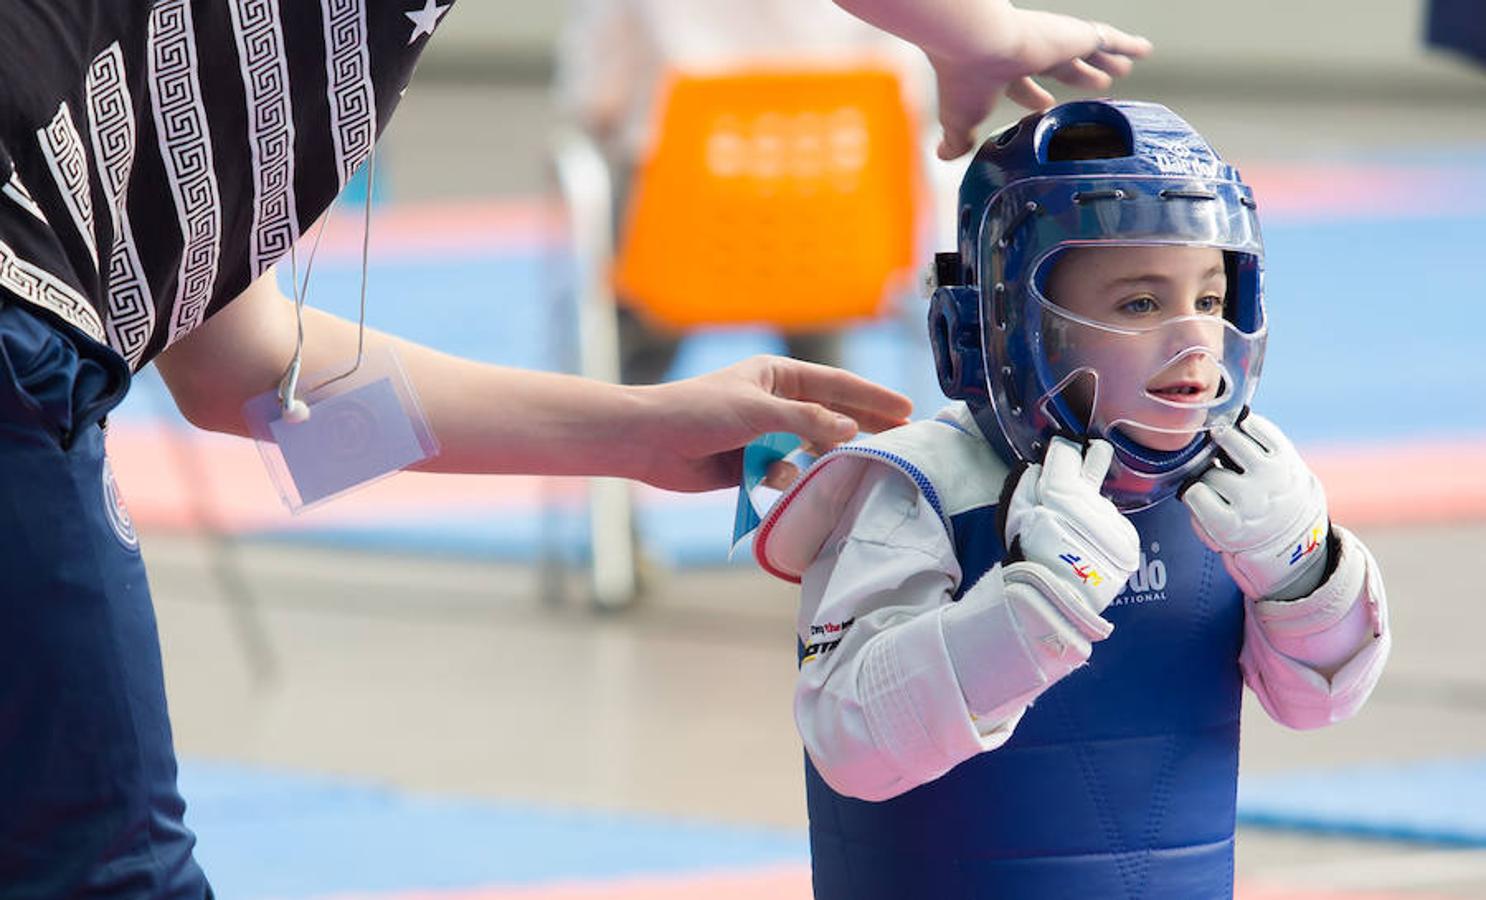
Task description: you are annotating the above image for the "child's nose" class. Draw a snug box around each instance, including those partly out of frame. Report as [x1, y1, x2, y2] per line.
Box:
[1160, 314, 1224, 355]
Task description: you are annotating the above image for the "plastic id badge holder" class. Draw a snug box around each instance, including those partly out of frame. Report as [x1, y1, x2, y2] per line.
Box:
[730, 432, 818, 556]
[243, 346, 439, 512]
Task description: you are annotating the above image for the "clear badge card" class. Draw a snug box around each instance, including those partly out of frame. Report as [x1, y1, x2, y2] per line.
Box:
[243, 346, 439, 512]
[731, 432, 810, 555]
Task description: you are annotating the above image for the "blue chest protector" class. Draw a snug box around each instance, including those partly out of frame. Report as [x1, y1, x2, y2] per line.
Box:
[802, 439, 1246, 899]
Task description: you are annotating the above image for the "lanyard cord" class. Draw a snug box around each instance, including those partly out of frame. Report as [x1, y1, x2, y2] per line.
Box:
[280, 144, 376, 408]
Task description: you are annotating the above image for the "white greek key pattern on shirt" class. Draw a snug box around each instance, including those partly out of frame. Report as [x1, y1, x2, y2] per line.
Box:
[0, 236, 105, 341]
[149, 0, 223, 347]
[86, 41, 156, 369]
[319, 0, 375, 189]
[229, 0, 300, 279]
[1, 172, 47, 224]
[37, 102, 99, 269]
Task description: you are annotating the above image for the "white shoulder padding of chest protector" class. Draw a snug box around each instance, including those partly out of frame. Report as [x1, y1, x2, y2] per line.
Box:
[755, 403, 1010, 582]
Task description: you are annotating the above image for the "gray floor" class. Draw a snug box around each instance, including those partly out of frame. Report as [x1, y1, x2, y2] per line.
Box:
[147, 519, 1486, 896]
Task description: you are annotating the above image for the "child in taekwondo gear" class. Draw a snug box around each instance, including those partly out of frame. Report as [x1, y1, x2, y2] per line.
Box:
[752, 99, 1391, 900]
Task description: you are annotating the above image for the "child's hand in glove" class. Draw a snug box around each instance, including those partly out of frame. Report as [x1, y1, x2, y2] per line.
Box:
[1182, 413, 1330, 601]
[999, 437, 1141, 615]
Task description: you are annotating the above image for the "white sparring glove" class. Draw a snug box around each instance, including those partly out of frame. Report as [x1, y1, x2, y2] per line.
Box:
[999, 437, 1141, 615]
[1181, 413, 1330, 601]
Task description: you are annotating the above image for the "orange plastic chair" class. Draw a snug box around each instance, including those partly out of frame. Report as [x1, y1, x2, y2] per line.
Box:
[615, 67, 922, 331]
[550, 65, 924, 608]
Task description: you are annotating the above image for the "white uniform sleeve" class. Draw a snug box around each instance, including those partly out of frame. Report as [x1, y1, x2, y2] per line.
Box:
[794, 463, 1113, 802]
[1240, 526, 1390, 730]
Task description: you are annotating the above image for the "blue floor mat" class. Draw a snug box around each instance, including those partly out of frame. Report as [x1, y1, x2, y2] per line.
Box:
[179, 760, 806, 898]
[1238, 757, 1486, 846]
[180, 755, 1486, 898]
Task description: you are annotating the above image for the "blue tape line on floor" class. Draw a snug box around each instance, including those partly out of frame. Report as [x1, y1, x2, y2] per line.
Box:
[1238, 756, 1486, 846]
[180, 760, 806, 899]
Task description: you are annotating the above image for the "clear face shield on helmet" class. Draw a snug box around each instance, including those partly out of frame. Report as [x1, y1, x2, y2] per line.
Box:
[1035, 260, 1264, 448]
[979, 176, 1267, 509]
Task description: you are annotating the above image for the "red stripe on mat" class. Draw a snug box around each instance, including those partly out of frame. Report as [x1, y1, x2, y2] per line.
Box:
[311, 199, 564, 262]
[1240, 163, 1472, 222]
[321, 865, 810, 900]
[322, 866, 1454, 900]
[1308, 437, 1486, 527]
[105, 424, 1486, 534]
[104, 425, 578, 532]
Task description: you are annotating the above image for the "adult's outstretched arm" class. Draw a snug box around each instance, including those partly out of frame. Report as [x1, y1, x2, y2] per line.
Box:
[154, 267, 911, 492]
[833, 0, 1153, 158]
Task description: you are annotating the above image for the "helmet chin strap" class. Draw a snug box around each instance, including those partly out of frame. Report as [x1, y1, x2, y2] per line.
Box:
[1104, 424, 1209, 472]
[1093, 424, 1213, 511]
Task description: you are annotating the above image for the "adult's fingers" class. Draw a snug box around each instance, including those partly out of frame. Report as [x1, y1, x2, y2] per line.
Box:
[1004, 76, 1055, 113]
[934, 69, 993, 160]
[1085, 49, 1136, 80]
[761, 458, 802, 491]
[1013, 11, 1151, 72]
[1087, 20, 1155, 60]
[938, 125, 976, 162]
[758, 397, 858, 450]
[762, 357, 913, 433]
[1043, 57, 1114, 92]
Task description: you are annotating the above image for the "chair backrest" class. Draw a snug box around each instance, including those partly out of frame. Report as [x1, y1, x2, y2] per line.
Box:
[614, 67, 921, 332]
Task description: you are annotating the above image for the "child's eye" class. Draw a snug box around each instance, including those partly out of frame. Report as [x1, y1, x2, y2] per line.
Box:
[1196, 294, 1226, 315]
[1120, 296, 1157, 315]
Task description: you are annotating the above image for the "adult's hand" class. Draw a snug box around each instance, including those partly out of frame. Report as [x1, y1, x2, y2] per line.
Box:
[834, 0, 1152, 159]
[930, 11, 1153, 159]
[630, 355, 912, 492]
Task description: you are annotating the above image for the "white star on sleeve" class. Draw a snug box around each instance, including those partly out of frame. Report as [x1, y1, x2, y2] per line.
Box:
[404, 0, 451, 45]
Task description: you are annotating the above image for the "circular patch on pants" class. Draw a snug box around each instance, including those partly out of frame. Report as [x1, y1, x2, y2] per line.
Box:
[102, 457, 139, 551]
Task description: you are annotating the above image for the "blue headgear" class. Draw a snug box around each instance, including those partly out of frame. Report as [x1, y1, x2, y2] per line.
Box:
[928, 99, 1267, 509]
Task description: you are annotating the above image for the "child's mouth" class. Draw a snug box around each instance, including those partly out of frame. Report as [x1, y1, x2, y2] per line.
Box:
[1146, 382, 1210, 404]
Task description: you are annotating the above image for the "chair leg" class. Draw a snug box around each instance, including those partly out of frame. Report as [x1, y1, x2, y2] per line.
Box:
[552, 129, 641, 611]
[587, 477, 639, 610]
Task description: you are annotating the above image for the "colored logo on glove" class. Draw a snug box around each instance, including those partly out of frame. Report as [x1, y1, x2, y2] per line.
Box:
[1288, 527, 1323, 566]
[1058, 552, 1104, 587]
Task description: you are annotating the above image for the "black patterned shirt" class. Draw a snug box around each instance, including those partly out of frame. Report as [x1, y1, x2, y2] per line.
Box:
[0, 0, 454, 370]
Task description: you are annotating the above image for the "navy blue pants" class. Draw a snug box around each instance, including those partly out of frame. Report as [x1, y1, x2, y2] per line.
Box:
[1428, 0, 1486, 66]
[0, 301, 209, 897]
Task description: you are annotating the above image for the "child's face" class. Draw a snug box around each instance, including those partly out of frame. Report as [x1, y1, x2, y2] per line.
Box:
[1043, 245, 1229, 452]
